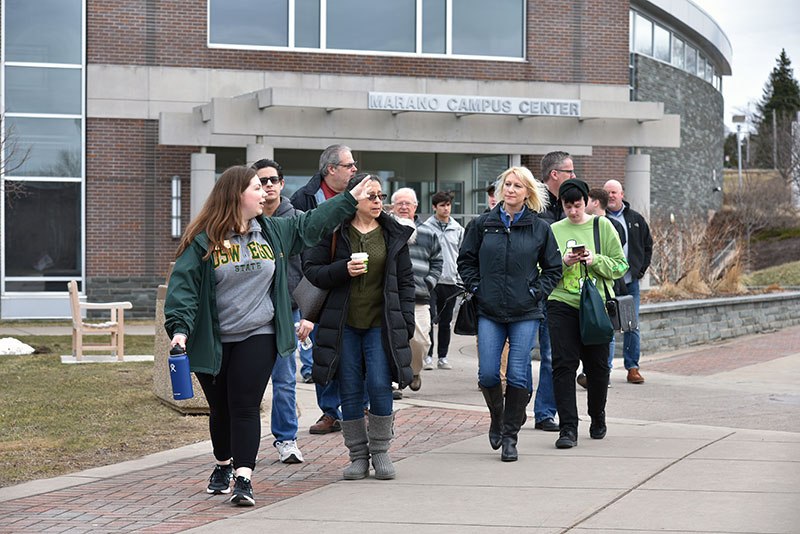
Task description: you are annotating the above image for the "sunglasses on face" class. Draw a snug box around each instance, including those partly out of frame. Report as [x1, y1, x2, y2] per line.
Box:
[259, 177, 282, 185]
[366, 193, 388, 202]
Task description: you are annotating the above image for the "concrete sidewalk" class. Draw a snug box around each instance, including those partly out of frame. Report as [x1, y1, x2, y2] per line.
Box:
[0, 325, 798, 533]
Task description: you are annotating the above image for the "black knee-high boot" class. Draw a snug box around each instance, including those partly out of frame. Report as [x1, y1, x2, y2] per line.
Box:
[501, 385, 528, 462]
[480, 383, 504, 450]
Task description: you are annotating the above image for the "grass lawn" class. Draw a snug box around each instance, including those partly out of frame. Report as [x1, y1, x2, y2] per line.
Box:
[743, 260, 800, 287]
[0, 335, 209, 488]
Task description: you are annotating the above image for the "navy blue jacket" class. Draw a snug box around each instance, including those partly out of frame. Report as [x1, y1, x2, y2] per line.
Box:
[457, 204, 562, 323]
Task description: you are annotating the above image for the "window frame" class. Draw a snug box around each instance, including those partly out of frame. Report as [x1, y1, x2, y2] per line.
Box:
[1, 0, 87, 295]
[207, 0, 527, 62]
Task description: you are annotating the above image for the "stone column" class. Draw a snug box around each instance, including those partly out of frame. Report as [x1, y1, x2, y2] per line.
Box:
[625, 153, 651, 289]
[247, 143, 274, 166]
[625, 153, 650, 220]
[190, 151, 216, 219]
[510, 154, 522, 167]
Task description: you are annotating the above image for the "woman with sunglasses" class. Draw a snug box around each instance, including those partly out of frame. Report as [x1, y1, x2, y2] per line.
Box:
[165, 165, 372, 506]
[303, 173, 415, 481]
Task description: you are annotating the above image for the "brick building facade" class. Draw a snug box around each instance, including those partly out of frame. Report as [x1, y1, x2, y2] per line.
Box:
[0, 0, 730, 317]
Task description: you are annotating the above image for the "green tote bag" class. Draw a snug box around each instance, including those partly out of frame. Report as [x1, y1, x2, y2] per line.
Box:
[578, 262, 614, 345]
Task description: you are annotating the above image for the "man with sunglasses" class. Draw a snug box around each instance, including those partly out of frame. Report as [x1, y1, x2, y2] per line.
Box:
[252, 158, 306, 465]
[290, 145, 359, 435]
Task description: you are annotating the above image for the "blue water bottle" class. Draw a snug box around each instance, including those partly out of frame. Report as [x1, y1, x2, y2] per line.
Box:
[169, 346, 194, 400]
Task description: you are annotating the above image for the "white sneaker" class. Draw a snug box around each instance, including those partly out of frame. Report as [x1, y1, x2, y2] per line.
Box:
[275, 440, 304, 464]
[423, 356, 434, 370]
[437, 357, 452, 370]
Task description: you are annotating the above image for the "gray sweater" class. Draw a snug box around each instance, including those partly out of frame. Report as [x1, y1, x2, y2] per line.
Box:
[214, 218, 276, 342]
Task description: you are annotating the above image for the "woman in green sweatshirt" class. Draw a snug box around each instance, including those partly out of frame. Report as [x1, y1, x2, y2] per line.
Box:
[164, 165, 371, 506]
[547, 179, 628, 450]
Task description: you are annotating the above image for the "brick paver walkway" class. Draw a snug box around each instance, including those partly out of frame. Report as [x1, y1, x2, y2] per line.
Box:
[646, 324, 800, 376]
[0, 407, 485, 534]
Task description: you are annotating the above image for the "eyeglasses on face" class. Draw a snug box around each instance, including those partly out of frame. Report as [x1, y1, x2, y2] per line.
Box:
[555, 169, 576, 176]
[259, 176, 282, 185]
[366, 193, 388, 202]
[337, 161, 358, 169]
[393, 201, 416, 207]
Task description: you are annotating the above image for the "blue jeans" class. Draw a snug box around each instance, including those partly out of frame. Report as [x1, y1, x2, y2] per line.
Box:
[533, 308, 557, 422]
[270, 338, 298, 444]
[609, 336, 616, 370]
[623, 278, 641, 370]
[478, 317, 538, 390]
[295, 309, 314, 379]
[338, 326, 393, 421]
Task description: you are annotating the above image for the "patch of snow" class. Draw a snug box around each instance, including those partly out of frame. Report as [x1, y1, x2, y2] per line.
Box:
[0, 337, 35, 355]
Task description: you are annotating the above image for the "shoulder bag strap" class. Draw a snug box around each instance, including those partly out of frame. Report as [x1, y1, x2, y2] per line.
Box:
[592, 216, 612, 300]
[330, 232, 338, 263]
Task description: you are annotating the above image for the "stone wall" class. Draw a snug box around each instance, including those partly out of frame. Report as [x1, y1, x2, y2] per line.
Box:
[633, 292, 800, 355]
[633, 54, 725, 221]
[86, 276, 165, 318]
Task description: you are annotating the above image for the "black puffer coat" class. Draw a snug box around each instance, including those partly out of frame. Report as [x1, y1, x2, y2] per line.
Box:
[303, 212, 415, 388]
[457, 203, 562, 323]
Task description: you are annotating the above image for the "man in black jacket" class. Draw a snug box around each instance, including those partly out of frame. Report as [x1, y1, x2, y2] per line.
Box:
[539, 151, 574, 225]
[604, 179, 654, 384]
[290, 144, 358, 434]
[523, 151, 576, 432]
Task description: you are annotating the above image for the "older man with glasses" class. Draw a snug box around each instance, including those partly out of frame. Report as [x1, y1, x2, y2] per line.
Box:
[389, 188, 442, 394]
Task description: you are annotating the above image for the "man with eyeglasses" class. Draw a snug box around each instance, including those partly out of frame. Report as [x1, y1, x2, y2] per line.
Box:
[522, 150, 578, 434]
[251, 158, 306, 465]
[290, 144, 359, 435]
[389, 188, 443, 394]
[604, 179, 653, 385]
[290, 145, 358, 213]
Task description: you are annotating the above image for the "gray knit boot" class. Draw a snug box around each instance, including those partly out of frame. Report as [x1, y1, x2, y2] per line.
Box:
[340, 418, 370, 480]
[368, 412, 396, 480]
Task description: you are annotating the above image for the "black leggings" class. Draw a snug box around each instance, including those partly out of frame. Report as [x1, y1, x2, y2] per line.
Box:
[196, 334, 277, 471]
[547, 301, 609, 431]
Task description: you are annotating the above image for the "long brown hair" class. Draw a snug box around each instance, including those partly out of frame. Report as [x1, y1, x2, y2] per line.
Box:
[175, 165, 256, 260]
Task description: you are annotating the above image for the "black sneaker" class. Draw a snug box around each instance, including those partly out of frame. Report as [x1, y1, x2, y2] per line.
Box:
[555, 429, 578, 449]
[230, 476, 255, 506]
[206, 464, 233, 494]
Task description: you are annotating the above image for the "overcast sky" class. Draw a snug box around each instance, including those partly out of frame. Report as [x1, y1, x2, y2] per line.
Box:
[691, 0, 800, 133]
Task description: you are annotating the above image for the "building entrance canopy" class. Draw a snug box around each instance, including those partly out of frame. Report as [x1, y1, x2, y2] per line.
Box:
[159, 86, 679, 155]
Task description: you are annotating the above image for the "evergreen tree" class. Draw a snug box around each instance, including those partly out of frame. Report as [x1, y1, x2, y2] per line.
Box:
[751, 49, 800, 171]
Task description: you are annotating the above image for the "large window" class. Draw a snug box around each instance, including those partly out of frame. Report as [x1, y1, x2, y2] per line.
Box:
[653, 23, 670, 62]
[630, 9, 719, 91]
[208, 0, 526, 60]
[1, 0, 85, 300]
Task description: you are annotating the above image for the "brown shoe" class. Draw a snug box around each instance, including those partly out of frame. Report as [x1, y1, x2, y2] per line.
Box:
[309, 414, 341, 434]
[627, 368, 645, 384]
[409, 375, 422, 391]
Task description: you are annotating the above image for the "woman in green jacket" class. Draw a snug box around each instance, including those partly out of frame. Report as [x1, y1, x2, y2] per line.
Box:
[165, 165, 371, 506]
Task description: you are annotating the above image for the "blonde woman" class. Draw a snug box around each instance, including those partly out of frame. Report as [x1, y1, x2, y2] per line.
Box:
[457, 166, 562, 461]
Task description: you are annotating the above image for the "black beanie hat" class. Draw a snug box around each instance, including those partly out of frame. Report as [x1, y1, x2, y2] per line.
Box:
[559, 178, 589, 203]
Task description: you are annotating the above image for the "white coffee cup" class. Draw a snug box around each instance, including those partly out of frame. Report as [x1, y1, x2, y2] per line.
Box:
[351, 252, 369, 273]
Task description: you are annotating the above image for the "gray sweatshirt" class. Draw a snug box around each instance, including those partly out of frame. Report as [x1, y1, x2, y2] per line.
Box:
[213, 218, 277, 342]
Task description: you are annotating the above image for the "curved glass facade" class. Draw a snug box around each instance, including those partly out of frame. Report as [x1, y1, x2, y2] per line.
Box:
[630, 9, 722, 92]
